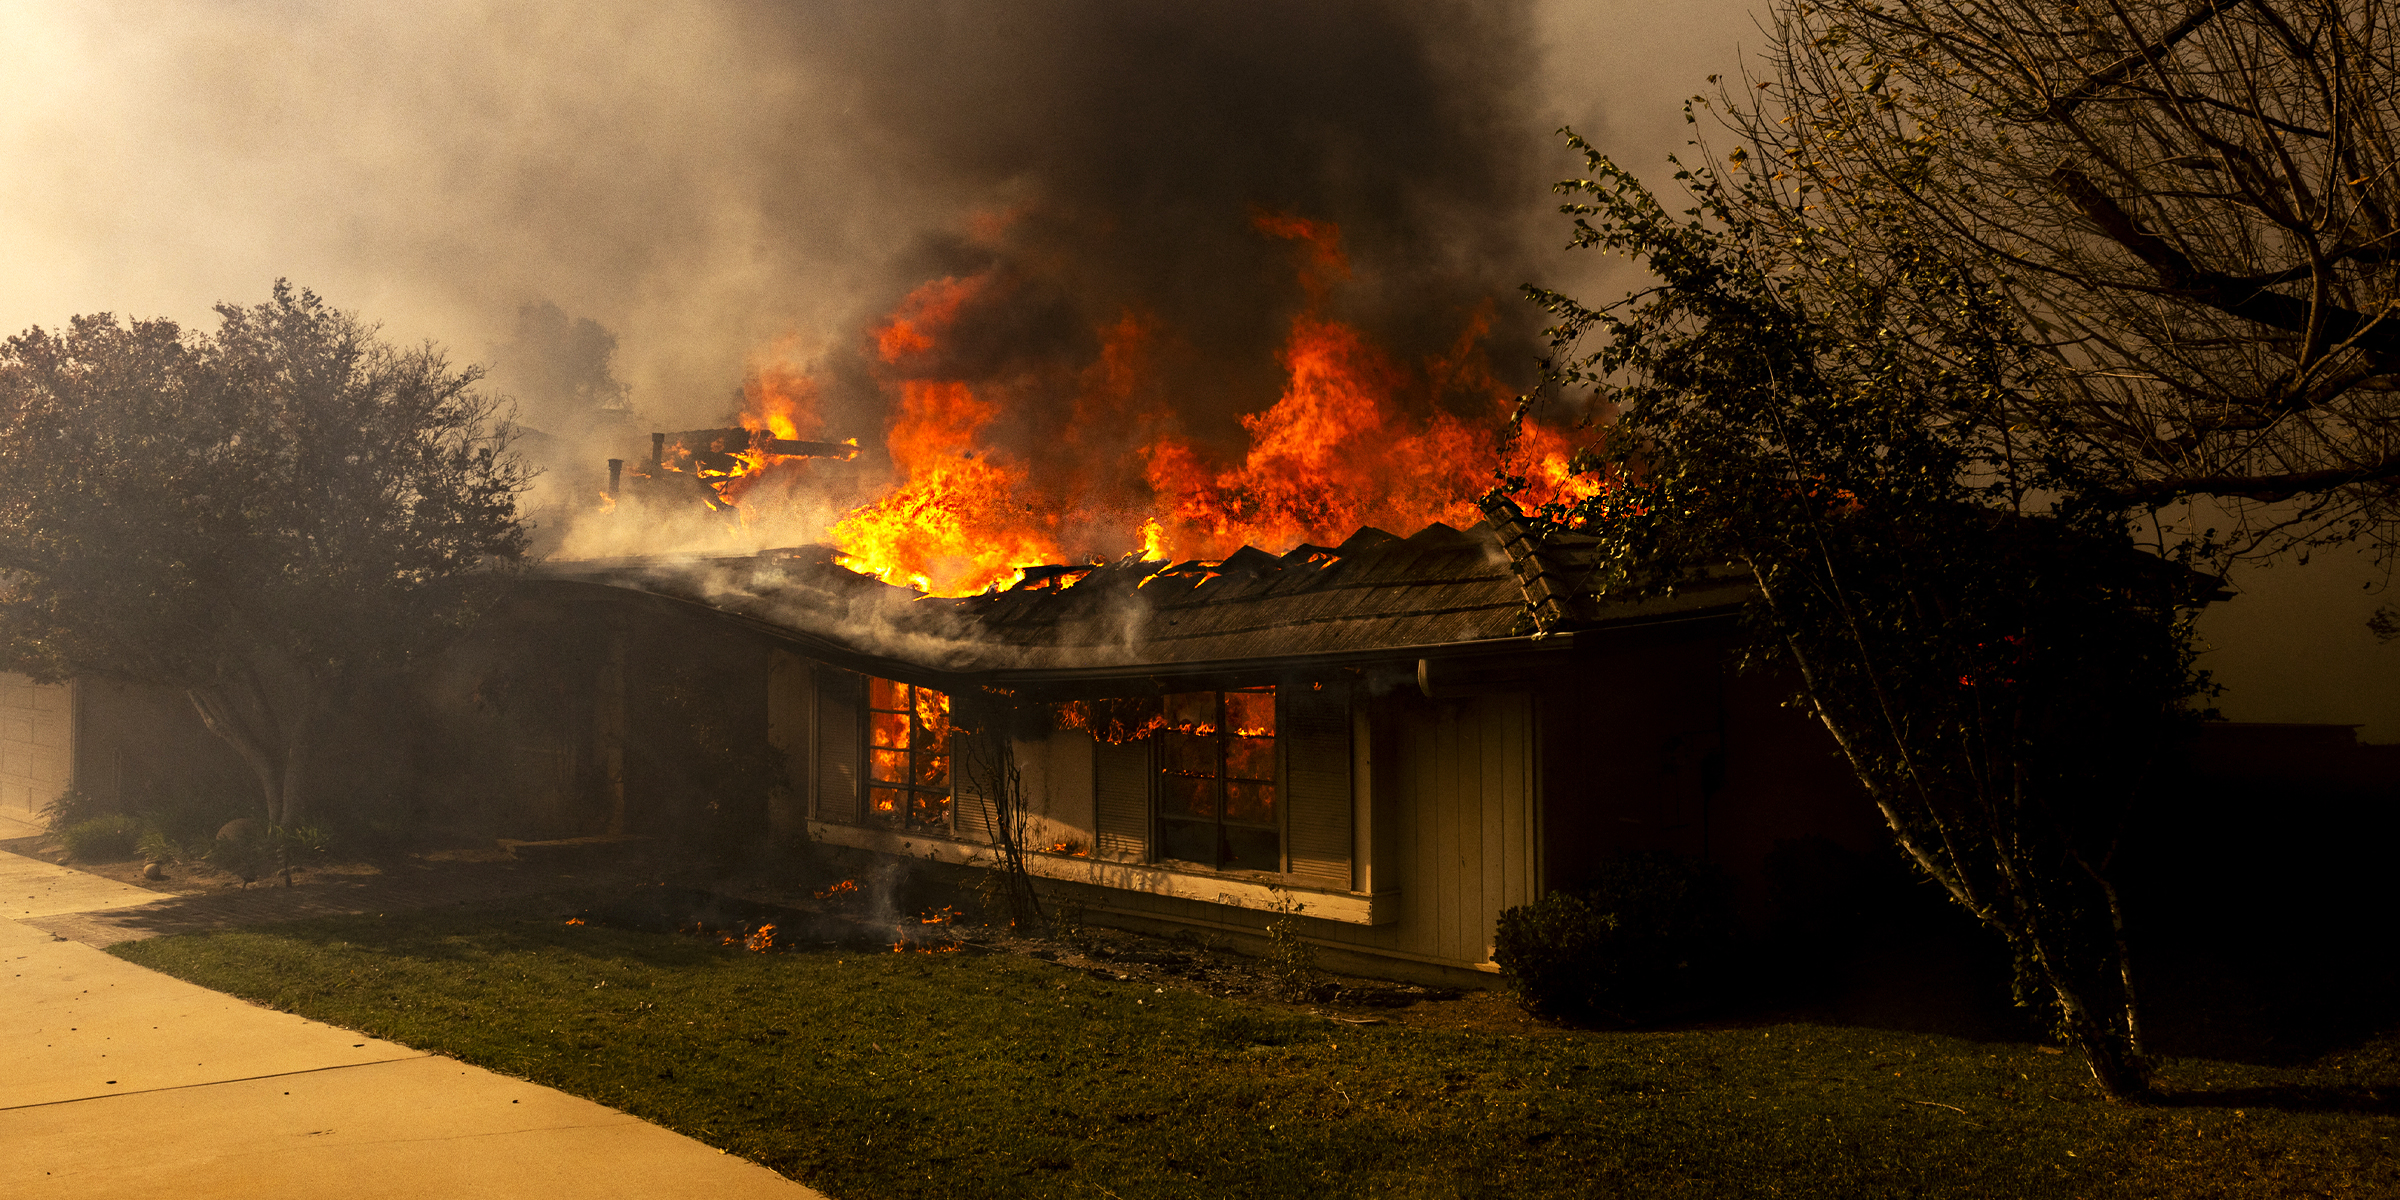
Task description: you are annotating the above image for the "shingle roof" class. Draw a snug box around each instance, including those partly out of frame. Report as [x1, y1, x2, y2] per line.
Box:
[534, 518, 1750, 678]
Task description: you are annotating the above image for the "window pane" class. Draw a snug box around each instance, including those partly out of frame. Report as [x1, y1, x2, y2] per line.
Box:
[869, 710, 910, 749]
[1225, 779, 1276, 823]
[1224, 689, 1275, 737]
[866, 786, 904, 820]
[1158, 818, 1216, 866]
[868, 676, 908, 711]
[869, 747, 909, 784]
[1222, 826, 1279, 872]
[913, 687, 951, 747]
[914, 750, 950, 790]
[1160, 731, 1216, 777]
[1161, 692, 1216, 734]
[1225, 734, 1274, 781]
[1160, 773, 1215, 819]
[909, 790, 950, 829]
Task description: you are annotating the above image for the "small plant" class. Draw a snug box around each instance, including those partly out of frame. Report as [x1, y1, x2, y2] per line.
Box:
[1262, 890, 1322, 1002]
[40, 788, 114, 833]
[59, 815, 141, 862]
[137, 828, 181, 864]
[275, 824, 338, 857]
[973, 864, 1045, 933]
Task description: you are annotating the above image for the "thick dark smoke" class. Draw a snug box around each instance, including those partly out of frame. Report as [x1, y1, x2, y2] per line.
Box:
[0, 0, 1710, 446]
[745, 1, 1555, 456]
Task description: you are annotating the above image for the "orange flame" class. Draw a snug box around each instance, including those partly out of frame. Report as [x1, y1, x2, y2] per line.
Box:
[828, 379, 1062, 593]
[655, 214, 1597, 594]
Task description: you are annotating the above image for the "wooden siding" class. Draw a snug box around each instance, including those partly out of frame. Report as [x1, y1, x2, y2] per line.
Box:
[1283, 686, 1352, 887]
[1393, 691, 1538, 966]
[813, 667, 861, 823]
[1092, 738, 1150, 860]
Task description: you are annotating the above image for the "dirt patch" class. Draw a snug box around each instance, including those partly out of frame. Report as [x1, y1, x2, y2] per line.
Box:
[0, 831, 398, 896]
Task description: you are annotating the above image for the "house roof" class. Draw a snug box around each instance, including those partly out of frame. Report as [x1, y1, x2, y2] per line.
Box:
[532, 515, 1752, 683]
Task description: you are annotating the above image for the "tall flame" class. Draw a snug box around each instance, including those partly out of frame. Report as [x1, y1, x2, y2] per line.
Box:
[646, 212, 1598, 595]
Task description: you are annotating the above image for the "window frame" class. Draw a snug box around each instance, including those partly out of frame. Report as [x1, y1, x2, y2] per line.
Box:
[861, 675, 954, 833]
[1150, 686, 1285, 875]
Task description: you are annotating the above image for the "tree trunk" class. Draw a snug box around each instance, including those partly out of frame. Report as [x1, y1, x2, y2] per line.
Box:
[186, 684, 286, 825]
[2009, 919, 2153, 1101]
[2048, 968, 2152, 1100]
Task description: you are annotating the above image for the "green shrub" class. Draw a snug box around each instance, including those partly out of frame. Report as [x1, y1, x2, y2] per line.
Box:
[59, 815, 141, 862]
[40, 788, 115, 833]
[136, 828, 181, 864]
[1495, 853, 1732, 1024]
[276, 824, 337, 857]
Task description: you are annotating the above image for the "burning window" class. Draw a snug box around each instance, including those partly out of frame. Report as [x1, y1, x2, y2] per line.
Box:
[866, 677, 951, 831]
[1156, 688, 1278, 871]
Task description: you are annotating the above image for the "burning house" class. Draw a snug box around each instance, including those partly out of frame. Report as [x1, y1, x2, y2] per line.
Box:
[510, 493, 1882, 985]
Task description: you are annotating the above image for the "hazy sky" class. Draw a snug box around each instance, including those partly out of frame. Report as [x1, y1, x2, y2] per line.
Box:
[0, 0, 1751, 417]
[1, 0, 2387, 737]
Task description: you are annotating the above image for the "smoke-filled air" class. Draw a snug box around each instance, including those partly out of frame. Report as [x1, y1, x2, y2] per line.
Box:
[0, 0, 1730, 595]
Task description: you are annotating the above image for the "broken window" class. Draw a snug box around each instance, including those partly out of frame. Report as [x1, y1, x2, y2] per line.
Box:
[1155, 687, 1278, 871]
[866, 677, 951, 831]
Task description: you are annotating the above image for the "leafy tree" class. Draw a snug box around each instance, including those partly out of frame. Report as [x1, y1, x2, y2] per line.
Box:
[0, 282, 530, 831]
[1520, 130, 2211, 1098]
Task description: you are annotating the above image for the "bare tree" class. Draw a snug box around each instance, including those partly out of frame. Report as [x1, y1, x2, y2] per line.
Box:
[1725, 0, 2400, 556]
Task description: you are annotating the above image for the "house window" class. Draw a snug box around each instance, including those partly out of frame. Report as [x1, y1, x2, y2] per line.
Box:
[866, 677, 951, 830]
[1156, 688, 1278, 871]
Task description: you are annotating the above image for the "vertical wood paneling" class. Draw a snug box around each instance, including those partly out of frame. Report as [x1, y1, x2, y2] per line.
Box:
[1384, 692, 1540, 969]
[1284, 686, 1352, 888]
[1456, 706, 1483, 965]
[1510, 694, 1537, 909]
[1478, 700, 1497, 960]
[1092, 738, 1151, 860]
[813, 667, 860, 824]
[1439, 705, 1466, 964]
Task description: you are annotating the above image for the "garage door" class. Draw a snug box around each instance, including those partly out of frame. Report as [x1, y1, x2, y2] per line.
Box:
[0, 673, 73, 822]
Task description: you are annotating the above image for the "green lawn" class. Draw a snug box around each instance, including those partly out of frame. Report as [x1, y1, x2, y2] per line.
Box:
[115, 906, 2397, 1199]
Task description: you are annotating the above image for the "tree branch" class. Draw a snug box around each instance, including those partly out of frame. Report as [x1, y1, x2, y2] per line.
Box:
[2050, 166, 2400, 360]
[2047, 0, 2243, 120]
[2114, 454, 2400, 504]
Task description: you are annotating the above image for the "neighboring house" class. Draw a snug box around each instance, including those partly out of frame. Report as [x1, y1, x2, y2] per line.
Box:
[526, 503, 1886, 985]
[0, 672, 251, 826]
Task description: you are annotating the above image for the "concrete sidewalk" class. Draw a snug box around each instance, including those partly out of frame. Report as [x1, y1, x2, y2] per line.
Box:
[0, 851, 828, 1198]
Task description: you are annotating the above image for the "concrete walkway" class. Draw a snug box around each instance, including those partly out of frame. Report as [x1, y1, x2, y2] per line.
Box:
[0, 849, 828, 1198]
